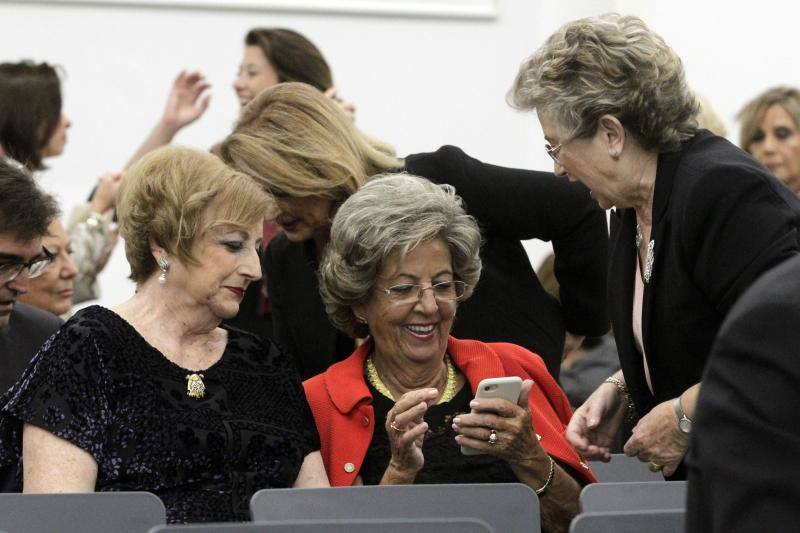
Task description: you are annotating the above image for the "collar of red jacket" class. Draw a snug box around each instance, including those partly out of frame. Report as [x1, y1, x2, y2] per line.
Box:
[323, 336, 507, 414]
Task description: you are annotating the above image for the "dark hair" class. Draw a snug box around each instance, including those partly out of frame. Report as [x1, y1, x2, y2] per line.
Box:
[0, 160, 59, 241]
[0, 61, 63, 171]
[245, 28, 333, 91]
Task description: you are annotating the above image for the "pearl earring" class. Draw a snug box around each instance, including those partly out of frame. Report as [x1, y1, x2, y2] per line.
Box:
[158, 257, 169, 284]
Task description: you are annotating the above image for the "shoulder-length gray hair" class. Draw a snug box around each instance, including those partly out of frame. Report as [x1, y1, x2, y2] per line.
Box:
[318, 173, 482, 338]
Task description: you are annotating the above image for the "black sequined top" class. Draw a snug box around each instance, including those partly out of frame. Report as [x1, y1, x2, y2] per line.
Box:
[0, 306, 320, 523]
[359, 381, 519, 485]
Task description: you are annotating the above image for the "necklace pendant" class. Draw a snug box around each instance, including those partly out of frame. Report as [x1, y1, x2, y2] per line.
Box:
[186, 373, 206, 399]
[644, 240, 655, 283]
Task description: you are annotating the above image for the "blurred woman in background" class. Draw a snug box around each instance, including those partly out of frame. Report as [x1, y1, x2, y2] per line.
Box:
[0, 61, 121, 305]
[18, 219, 78, 318]
[738, 86, 800, 195]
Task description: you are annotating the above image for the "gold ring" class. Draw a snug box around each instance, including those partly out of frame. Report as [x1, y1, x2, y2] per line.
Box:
[390, 421, 406, 433]
[488, 429, 498, 445]
[648, 461, 664, 472]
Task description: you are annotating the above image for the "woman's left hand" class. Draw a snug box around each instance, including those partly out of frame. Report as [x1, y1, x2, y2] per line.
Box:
[623, 399, 689, 477]
[452, 379, 543, 466]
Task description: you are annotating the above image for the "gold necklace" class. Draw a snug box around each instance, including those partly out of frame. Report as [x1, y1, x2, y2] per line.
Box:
[366, 354, 457, 404]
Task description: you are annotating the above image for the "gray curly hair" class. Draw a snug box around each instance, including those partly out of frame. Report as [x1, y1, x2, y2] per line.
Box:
[318, 173, 483, 338]
[509, 13, 699, 152]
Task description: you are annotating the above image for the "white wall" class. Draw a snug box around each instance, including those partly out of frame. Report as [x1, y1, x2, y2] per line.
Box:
[1, 0, 797, 308]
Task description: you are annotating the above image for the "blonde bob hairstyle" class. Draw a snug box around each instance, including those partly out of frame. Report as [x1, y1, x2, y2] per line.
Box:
[509, 13, 699, 153]
[318, 173, 482, 339]
[117, 146, 271, 283]
[220, 82, 402, 202]
[738, 86, 800, 152]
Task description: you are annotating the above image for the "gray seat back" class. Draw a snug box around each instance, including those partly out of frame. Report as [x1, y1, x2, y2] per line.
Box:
[0, 491, 165, 533]
[589, 454, 666, 482]
[580, 481, 687, 512]
[149, 517, 494, 532]
[570, 509, 685, 533]
[250, 483, 538, 533]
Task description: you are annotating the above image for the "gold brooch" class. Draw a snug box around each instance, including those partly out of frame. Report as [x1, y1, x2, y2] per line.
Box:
[185, 373, 205, 399]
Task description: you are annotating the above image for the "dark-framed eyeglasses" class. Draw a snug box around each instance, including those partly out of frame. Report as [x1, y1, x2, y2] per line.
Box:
[0, 247, 55, 284]
[381, 280, 468, 305]
[545, 142, 563, 164]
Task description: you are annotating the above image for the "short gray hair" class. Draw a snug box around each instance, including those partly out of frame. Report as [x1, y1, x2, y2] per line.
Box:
[509, 13, 698, 152]
[318, 173, 482, 338]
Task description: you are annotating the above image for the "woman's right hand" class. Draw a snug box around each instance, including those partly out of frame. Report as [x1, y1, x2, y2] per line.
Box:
[89, 171, 124, 214]
[160, 70, 211, 134]
[565, 381, 627, 461]
[383, 388, 438, 482]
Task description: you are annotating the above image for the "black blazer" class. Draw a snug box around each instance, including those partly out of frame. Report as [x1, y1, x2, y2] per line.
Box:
[686, 254, 800, 532]
[267, 145, 610, 380]
[609, 130, 800, 418]
[0, 303, 62, 394]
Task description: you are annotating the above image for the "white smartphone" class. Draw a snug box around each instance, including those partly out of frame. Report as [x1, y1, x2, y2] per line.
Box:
[460, 376, 523, 456]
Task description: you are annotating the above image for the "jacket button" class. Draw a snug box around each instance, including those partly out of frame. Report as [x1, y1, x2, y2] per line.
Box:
[344, 462, 356, 473]
[362, 416, 370, 426]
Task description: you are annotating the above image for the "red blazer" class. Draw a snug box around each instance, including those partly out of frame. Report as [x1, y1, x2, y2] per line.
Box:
[304, 336, 597, 486]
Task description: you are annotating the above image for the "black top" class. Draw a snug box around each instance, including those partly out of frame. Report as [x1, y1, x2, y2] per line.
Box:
[359, 380, 518, 485]
[609, 131, 800, 419]
[266, 145, 610, 381]
[0, 306, 320, 523]
[686, 254, 800, 532]
[0, 302, 62, 394]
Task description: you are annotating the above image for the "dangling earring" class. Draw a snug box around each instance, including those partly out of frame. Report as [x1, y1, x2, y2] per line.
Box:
[158, 257, 169, 284]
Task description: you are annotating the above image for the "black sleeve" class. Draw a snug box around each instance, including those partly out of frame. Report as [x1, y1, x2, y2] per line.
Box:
[0, 319, 112, 470]
[405, 145, 609, 335]
[681, 165, 800, 314]
[265, 338, 320, 456]
[687, 258, 800, 532]
[265, 236, 297, 365]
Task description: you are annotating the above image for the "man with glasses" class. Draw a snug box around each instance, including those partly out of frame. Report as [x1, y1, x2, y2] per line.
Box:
[0, 160, 61, 395]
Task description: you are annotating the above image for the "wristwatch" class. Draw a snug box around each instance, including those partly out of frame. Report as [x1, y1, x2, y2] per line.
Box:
[673, 397, 692, 434]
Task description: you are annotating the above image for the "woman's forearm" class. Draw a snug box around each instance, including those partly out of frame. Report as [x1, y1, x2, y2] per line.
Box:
[680, 382, 701, 419]
[511, 455, 580, 533]
[379, 461, 418, 485]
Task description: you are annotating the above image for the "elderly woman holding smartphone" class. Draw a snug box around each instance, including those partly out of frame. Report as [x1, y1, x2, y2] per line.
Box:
[305, 174, 594, 533]
[509, 14, 800, 478]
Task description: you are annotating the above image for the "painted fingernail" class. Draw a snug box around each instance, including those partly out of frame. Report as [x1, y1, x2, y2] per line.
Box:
[452, 417, 461, 425]
[469, 400, 480, 408]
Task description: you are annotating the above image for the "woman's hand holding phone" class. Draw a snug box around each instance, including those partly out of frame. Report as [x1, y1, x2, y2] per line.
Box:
[453, 377, 544, 467]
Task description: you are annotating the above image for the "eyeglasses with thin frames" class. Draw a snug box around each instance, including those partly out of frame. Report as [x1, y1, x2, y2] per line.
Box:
[0, 247, 55, 284]
[380, 280, 468, 305]
[545, 142, 563, 164]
